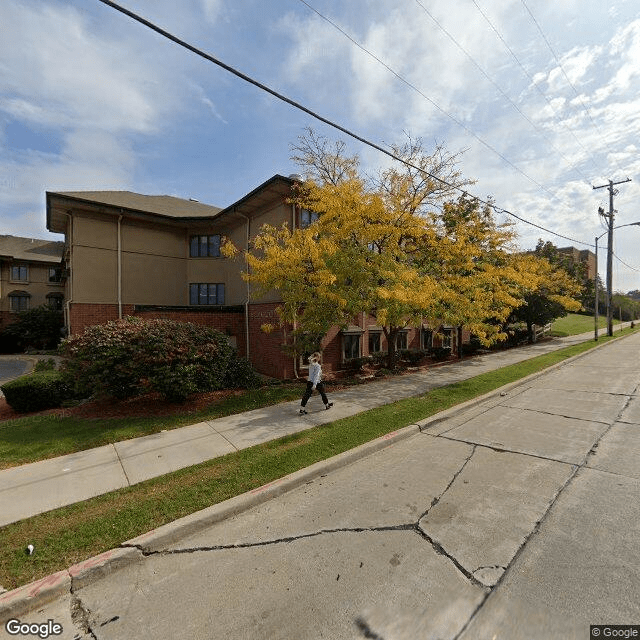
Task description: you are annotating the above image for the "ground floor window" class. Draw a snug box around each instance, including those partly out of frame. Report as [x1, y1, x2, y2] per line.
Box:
[343, 334, 361, 360]
[422, 329, 433, 350]
[441, 328, 452, 349]
[47, 293, 64, 311]
[189, 283, 225, 305]
[368, 332, 382, 354]
[395, 331, 408, 351]
[9, 291, 30, 312]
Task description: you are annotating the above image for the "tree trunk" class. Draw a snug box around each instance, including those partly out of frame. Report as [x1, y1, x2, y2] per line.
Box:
[384, 328, 400, 369]
[527, 320, 534, 344]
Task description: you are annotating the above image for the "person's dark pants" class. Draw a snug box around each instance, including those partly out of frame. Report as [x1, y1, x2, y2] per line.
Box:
[301, 381, 329, 407]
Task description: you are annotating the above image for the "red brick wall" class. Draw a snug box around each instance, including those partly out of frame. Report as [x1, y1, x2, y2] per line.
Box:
[67, 303, 473, 379]
[247, 302, 295, 379]
[69, 304, 132, 335]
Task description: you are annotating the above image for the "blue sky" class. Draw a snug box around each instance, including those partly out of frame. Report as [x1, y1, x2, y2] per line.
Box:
[2, 0, 640, 290]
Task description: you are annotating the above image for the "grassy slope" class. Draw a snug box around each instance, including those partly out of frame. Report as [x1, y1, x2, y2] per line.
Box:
[550, 312, 621, 337]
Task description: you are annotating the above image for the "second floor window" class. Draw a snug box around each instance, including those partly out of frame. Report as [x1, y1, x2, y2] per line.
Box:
[300, 209, 319, 229]
[11, 265, 28, 281]
[49, 267, 64, 283]
[190, 234, 220, 258]
[189, 283, 225, 306]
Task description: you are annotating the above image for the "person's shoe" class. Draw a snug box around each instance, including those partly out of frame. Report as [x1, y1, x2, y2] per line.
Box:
[325, 403, 333, 410]
[299, 408, 308, 415]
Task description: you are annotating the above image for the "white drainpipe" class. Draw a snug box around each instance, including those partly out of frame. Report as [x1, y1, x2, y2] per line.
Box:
[117, 213, 123, 319]
[63, 212, 74, 335]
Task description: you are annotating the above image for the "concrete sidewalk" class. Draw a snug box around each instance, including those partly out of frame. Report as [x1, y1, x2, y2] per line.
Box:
[0, 325, 631, 527]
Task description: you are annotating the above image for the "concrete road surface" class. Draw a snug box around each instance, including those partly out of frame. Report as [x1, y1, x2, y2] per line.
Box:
[7, 332, 640, 639]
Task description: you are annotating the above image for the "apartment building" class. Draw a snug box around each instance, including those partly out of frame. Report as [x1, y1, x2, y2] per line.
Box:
[0, 235, 65, 329]
[46, 174, 462, 379]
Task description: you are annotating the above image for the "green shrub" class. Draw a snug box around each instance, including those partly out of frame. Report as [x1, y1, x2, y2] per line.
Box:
[34, 358, 57, 372]
[1, 371, 74, 412]
[430, 347, 452, 361]
[399, 349, 428, 365]
[224, 357, 262, 390]
[58, 317, 261, 402]
[2, 306, 63, 351]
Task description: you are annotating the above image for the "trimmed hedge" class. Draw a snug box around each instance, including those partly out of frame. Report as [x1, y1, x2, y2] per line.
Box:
[1, 371, 74, 413]
[58, 317, 261, 402]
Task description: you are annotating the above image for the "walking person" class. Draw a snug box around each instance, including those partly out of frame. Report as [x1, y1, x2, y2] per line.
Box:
[299, 352, 333, 415]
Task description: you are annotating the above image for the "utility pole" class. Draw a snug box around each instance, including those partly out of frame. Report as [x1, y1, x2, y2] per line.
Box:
[593, 178, 632, 336]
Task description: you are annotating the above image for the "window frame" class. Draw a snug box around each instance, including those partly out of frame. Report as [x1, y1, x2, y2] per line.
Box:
[10, 264, 28, 282]
[9, 291, 30, 312]
[421, 329, 433, 350]
[189, 283, 225, 306]
[342, 334, 361, 361]
[48, 267, 64, 283]
[189, 234, 221, 258]
[299, 209, 319, 229]
[368, 331, 382, 354]
[46, 293, 64, 311]
[395, 331, 408, 351]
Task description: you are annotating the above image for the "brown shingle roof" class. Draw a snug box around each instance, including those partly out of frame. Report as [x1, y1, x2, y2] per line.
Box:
[50, 191, 222, 219]
[0, 235, 64, 263]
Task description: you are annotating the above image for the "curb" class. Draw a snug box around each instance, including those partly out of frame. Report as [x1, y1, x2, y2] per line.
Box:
[0, 328, 635, 621]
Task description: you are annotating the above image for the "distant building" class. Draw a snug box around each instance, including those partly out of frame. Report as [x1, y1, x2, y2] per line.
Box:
[0, 235, 66, 329]
[557, 246, 597, 282]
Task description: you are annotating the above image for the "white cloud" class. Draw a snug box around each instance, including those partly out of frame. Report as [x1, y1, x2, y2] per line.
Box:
[202, 0, 224, 24]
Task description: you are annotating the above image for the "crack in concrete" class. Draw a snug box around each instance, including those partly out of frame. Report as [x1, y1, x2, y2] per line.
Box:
[451, 461, 582, 639]
[138, 524, 417, 556]
[413, 528, 487, 590]
[437, 435, 577, 467]
[583, 391, 636, 467]
[69, 588, 98, 640]
[495, 404, 615, 425]
[417, 444, 477, 521]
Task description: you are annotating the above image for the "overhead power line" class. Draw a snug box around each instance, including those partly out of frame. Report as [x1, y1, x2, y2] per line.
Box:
[469, 0, 606, 183]
[298, 0, 578, 208]
[95, 0, 593, 248]
[411, 0, 594, 188]
[519, 0, 629, 179]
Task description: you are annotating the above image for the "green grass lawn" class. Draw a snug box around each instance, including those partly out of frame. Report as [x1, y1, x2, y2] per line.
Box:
[0, 327, 636, 592]
[549, 312, 622, 337]
[0, 386, 303, 470]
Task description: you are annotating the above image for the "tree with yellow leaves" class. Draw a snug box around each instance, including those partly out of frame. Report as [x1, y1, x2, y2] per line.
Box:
[508, 247, 583, 343]
[237, 129, 578, 367]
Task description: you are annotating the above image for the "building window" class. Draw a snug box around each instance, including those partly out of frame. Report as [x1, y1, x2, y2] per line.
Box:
[49, 267, 64, 283]
[422, 329, 433, 350]
[300, 209, 319, 229]
[47, 294, 64, 311]
[343, 334, 361, 360]
[190, 234, 221, 258]
[189, 283, 225, 305]
[395, 331, 408, 351]
[11, 265, 28, 281]
[441, 329, 452, 349]
[368, 332, 382, 354]
[9, 291, 30, 312]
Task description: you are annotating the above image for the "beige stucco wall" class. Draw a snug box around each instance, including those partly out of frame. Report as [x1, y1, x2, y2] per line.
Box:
[0, 259, 65, 313]
[65, 194, 291, 309]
